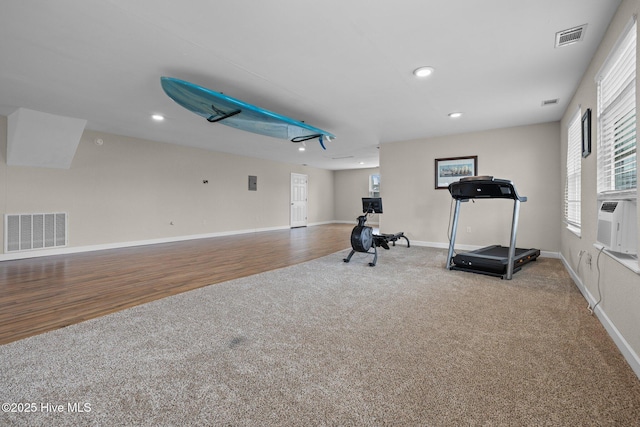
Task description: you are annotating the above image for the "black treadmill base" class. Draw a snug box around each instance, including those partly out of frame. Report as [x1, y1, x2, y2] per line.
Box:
[451, 245, 540, 279]
[450, 264, 523, 278]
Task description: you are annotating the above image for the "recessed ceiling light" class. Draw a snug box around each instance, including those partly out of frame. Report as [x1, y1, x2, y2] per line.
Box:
[413, 66, 434, 78]
[151, 114, 165, 121]
[448, 112, 463, 118]
[298, 146, 306, 152]
[359, 162, 365, 165]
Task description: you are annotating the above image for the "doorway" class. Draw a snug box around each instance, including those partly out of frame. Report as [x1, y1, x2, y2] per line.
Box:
[290, 173, 308, 227]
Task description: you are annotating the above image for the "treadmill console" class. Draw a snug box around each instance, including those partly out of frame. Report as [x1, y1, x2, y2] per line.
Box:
[448, 177, 526, 202]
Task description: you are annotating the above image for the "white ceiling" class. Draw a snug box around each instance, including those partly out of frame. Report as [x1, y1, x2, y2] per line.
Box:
[0, 0, 621, 170]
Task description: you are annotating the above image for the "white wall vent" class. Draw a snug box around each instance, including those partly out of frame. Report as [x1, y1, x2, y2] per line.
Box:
[596, 200, 637, 255]
[555, 24, 587, 48]
[4, 213, 67, 252]
[541, 98, 559, 106]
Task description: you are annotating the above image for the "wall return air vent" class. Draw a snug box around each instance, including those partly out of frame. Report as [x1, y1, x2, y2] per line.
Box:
[555, 24, 587, 48]
[4, 213, 67, 252]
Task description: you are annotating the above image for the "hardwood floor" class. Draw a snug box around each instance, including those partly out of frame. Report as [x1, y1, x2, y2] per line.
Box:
[0, 224, 353, 345]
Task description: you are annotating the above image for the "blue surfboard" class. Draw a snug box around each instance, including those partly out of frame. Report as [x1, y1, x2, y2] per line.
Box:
[160, 77, 335, 149]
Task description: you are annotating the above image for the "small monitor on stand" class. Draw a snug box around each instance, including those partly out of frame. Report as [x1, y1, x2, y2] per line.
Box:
[362, 197, 383, 214]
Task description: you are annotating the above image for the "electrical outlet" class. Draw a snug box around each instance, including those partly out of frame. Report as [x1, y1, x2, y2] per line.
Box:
[466, 226, 472, 233]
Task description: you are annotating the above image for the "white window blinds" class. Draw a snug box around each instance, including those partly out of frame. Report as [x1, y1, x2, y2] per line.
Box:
[565, 109, 582, 232]
[597, 19, 637, 194]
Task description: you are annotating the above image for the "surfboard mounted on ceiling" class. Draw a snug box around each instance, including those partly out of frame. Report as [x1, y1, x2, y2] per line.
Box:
[160, 77, 335, 149]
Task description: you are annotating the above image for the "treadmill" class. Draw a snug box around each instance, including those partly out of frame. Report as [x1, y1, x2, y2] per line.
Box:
[445, 176, 540, 280]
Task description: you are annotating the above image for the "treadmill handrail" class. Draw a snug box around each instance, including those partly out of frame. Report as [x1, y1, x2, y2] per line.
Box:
[448, 177, 527, 202]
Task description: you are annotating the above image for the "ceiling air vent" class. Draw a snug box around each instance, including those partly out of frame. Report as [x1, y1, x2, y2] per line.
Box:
[541, 98, 559, 106]
[555, 24, 587, 48]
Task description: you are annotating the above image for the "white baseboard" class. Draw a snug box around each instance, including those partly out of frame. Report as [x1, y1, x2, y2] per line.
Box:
[333, 220, 380, 226]
[560, 253, 640, 380]
[0, 221, 355, 261]
[307, 221, 335, 226]
[0, 225, 292, 261]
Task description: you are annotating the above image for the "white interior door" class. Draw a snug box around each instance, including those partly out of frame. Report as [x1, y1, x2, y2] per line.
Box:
[290, 173, 308, 228]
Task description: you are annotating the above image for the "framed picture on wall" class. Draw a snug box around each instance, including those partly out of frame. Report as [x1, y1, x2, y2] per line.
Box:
[435, 155, 478, 189]
[582, 108, 591, 158]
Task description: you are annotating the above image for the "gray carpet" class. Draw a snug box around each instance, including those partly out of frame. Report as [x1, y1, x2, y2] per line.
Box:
[1, 246, 639, 426]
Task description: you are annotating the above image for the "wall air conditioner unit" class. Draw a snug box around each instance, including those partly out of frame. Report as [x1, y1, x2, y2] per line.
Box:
[596, 200, 637, 255]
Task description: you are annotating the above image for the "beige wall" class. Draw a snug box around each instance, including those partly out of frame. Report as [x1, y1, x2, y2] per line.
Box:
[379, 122, 561, 253]
[0, 118, 334, 252]
[559, 0, 640, 373]
[334, 167, 380, 224]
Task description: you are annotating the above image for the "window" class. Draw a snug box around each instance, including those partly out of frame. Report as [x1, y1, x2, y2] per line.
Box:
[565, 109, 582, 235]
[369, 174, 380, 197]
[596, 19, 637, 195]
[595, 18, 639, 271]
